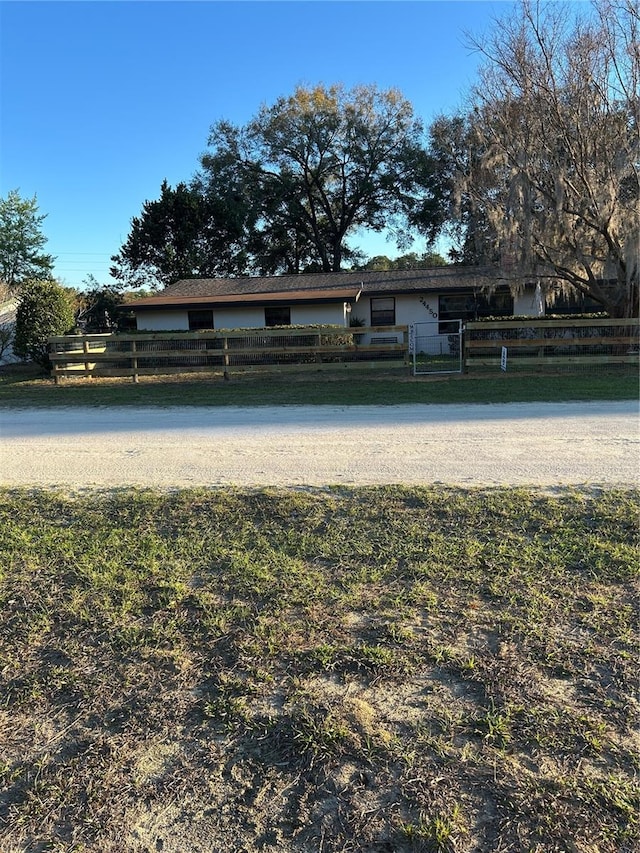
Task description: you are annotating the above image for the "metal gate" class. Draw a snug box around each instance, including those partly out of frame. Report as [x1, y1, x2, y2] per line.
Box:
[410, 321, 463, 375]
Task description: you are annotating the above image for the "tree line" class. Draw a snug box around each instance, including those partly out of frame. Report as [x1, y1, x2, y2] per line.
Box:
[1, 0, 638, 364]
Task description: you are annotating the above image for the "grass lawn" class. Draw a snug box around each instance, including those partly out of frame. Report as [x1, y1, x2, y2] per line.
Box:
[0, 363, 638, 407]
[1, 486, 638, 852]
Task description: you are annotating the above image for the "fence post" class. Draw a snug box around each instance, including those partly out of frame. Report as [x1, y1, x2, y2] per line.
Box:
[83, 339, 91, 378]
[131, 339, 139, 383]
[460, 322, 467, 373]
[51, 341, 61, 385]
[223, 336, 229, 380]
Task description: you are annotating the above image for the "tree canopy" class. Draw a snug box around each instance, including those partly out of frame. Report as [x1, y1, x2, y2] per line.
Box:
[0, 190, 55, 290]
[427, 114, 501, 266]
[110, 180, 250, 289]
[112, 85, 445, 285]
[436, 0, 639, 316]
[73, 275, 124, 333]
[356, 251, 447, 271]
[200, 84, 441, 274]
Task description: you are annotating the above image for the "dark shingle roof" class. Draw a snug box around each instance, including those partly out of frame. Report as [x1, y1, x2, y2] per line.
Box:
[126, 266, 519, 310]
[160, 266, 507, 299]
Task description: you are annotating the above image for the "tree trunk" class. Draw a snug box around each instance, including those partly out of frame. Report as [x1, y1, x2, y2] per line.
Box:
[331, 240, 343, 272]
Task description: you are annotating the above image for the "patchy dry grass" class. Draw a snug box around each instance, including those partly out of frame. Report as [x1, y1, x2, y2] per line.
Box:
[0, 486, 638, 852]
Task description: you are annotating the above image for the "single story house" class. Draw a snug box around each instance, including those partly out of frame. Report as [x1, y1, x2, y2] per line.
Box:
[124, 267, 546, 350]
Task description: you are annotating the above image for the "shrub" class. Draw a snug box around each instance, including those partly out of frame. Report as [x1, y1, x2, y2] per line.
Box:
[13, 279, 75, 369]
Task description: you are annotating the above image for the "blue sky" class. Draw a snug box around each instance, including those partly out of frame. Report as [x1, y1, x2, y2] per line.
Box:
[0, 0, 513, 289]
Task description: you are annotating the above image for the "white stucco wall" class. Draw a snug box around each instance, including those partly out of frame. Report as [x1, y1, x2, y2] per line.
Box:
[135, 303, 349, 331]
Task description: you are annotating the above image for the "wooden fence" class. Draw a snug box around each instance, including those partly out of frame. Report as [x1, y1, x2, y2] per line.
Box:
[464, 318, 639, 371]
[48, 325, 410, 383]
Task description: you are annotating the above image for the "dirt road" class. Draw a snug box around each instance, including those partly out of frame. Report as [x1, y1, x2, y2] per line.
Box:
[1, 401, 637, 489]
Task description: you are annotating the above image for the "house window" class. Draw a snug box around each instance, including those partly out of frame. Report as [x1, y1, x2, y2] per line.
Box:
[188, 310, 214, 330]
[370, 297, 395, 326]
[265, 306, 291, 327]
[438, 288, 513, 334]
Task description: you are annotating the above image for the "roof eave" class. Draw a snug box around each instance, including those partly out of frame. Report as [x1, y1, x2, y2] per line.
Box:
[124, 289, 361, 312]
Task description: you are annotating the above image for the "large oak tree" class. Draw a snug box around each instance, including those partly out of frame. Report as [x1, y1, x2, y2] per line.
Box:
[200, 83, 441, 274]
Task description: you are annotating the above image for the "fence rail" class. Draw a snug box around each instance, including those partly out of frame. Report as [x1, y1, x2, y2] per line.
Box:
[48, 326, 410, 382]
[464, 318, 639, 372]
[48, 319, 639, 381]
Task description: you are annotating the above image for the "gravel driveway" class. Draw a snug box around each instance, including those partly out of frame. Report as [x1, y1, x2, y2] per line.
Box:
[1, 401, 638, 489]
